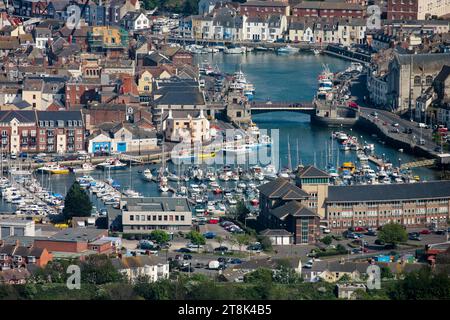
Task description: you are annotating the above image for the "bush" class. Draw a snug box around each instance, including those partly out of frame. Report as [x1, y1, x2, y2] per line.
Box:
[321, 236, 333, 246]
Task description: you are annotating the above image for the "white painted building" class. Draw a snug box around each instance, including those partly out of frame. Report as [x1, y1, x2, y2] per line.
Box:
[111, 256, 169, 283]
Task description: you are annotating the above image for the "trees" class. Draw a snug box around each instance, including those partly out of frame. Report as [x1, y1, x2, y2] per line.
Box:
[80, 255, 124, 285]
[235, 233, 251, 252]
[257, 235, 273, 252]
[321, 235, 333, 246]
[234, 200, 250, 222]
[150, 230, 170, 244]
[186, 231, 205, 249]
[378, 223, 407, 247]
[62, 181, 92, 220]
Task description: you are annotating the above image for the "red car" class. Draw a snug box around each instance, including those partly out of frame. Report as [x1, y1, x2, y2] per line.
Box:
[420, 229, 431, 235]
[354, 227, 367, 232]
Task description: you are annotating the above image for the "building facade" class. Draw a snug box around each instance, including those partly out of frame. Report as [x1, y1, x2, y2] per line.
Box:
[121, 197, 192, 234]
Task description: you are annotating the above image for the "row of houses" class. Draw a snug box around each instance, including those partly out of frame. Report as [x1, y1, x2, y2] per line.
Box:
[188, 10, 367, 45]
[0, 110, 85, 154]
[200, 0, 450, 21]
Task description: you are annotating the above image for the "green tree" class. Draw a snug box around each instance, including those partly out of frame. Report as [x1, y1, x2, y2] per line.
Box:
[150, 230, 170, 244]
[80, 255, 124, 285]
[234, 200, 250, 222]
[235, 233, 251, 252]
[244, 268, 273, 284]
[186, 231, 206, 249]
[321, 235, 333, 246]
[257, 235, 273, 252]
[62, 181, 92, 220]
[378, 223, 407, 247]
[380, 266, 395, 280]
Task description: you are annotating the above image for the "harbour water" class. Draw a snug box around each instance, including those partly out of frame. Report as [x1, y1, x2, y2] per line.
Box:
[0, 52, 440, 214]
[194, 52, 439, 179]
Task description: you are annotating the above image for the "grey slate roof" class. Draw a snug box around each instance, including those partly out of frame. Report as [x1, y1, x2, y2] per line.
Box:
[270, 200, 318, 220]
[0, 111, 36, 123]
[327, 181, 450, 203]
[297, 165, 329, 178]
[258, 178, 309, 200]
[435, 65, 450, 82]
[44, 228, 106, 242]
[395, 53, 450, 73]
[260, 229, 292, 236]
[36, 111, 83, 123]
[124, 197, 191, 212]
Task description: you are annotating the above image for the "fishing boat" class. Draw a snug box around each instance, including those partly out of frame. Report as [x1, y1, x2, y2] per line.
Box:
[224, 45, 245, 54]
[340, 162, 356, 173]
[159, 176, 169, 193]
[96, 159, 127, 170]
[72, 162, 95, 173]
[141, 169, 153, 182]
[37, 163, 70, 174]
[277, 45, 298, 54]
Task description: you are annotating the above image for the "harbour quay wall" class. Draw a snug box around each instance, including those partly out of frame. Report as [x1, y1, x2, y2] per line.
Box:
[355, 116, 435, 160]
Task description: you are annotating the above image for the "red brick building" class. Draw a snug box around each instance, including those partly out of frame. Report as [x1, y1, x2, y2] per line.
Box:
[65, 79, 102, 109]
[292, 1, 365, 18]
[34, 228, 110, 254]
[387, 0, 418, 20]
[0, 110, 38, 155]
[239, 1, 290, 18]
[0, 241, 53, 269]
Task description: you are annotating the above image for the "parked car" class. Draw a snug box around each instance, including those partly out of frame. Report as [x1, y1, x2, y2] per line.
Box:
[214, 246, 229, 252]
[186, 243, 203, 249]
[366, 230, 377, 236]
[408, 234, 421, 241]
[203, 232, 216, 239]
[354, 227, 367, 232]
[183, 254, 192, 260]
[176, 248, 193, 253]
[346, 232, 359, 239]
[230, 258, 242, 264]
[180, 265, 194, 273]
[303, 262, 313, 268]
[374, 239, 385, 245]
[420, 229, 431, 235]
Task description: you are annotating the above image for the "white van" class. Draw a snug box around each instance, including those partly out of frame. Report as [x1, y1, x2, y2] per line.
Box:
[418, 123, 426, 128]
[208, 260, 220, 270]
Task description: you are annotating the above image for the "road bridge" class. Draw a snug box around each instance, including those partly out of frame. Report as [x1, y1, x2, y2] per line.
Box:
[249, 102, 315, 115]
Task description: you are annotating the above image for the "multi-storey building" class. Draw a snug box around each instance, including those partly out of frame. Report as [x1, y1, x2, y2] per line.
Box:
[238, 1, 290, 18]
[36, 111, 85, 153]
[258, 178, 321, 245]
[325, 182, 450, 230]
[387, 0, 450, 20]
[292, 1, 365, 19]
[120, 197, 193, 234]
[0, 110, 38, 155]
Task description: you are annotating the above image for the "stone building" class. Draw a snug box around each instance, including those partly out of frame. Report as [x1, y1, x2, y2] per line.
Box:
[387, 52, 450, 114]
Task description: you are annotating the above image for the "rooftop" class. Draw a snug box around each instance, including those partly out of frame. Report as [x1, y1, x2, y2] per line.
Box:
[123, 197, 191, 212]
[327, 181, 450, 203]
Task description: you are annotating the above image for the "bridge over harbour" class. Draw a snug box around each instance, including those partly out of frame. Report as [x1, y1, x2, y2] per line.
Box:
[249, 101, 315, 114]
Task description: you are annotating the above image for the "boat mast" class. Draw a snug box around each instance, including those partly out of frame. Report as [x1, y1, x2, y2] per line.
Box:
[287, 134, 292, 172]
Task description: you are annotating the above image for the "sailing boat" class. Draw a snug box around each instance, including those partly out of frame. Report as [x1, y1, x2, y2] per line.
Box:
[124, 160, 140, 198]
[159, 141, 169, 193]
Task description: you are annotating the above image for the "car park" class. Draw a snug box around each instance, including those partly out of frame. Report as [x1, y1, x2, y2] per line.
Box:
[303, 261, 313, 268]
[408, 234, 421, 241]
[366, 230, 377, 236]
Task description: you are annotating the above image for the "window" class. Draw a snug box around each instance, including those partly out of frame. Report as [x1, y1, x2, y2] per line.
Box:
[414, 76, 421, 85]
[426, 75, 433, 86]
[130, 215, 134, 221]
